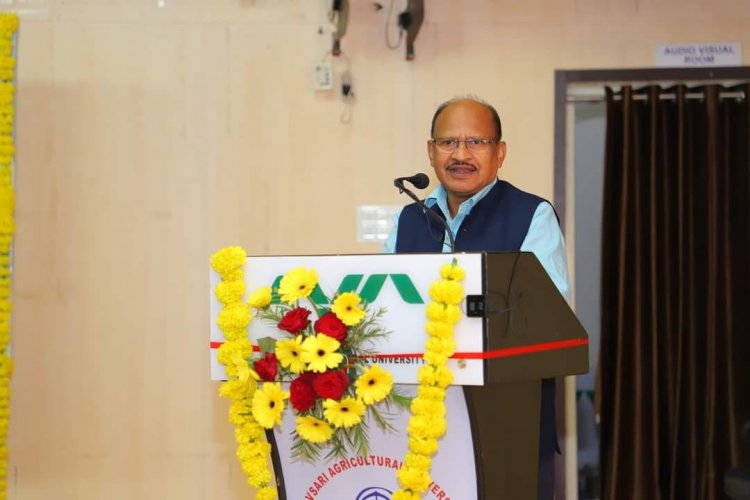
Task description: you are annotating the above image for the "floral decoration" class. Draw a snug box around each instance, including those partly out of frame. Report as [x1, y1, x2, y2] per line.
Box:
[0, 12, 17, 500]
[250, 265, 411, 463]
[211, 247, 276, 500]
[393, 260, 465, 500]
[212, 248, 411, 498]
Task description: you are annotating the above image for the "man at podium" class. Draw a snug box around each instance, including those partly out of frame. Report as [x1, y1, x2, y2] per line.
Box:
[383, 95, 570, 499]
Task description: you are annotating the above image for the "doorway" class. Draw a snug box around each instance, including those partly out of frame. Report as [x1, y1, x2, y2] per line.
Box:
[553, 66, 750, 500]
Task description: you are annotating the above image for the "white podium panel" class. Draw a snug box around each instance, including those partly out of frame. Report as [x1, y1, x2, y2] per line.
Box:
[210, 253, 485, 385]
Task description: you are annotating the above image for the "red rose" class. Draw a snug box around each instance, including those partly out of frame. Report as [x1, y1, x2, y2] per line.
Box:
[314, 312, 348, 342]
[312, 370, 350, 400]
[290, 375, 317, 412]
[253, 352, 278, 382]
[278, 307, 311, 334]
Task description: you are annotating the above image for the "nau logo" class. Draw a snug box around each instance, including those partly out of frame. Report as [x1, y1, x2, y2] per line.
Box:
[355, 486, 392, 500]
[271, 274, 424, 305]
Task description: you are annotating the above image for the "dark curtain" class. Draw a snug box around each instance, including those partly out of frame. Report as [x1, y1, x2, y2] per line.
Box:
[599, 83, 750, 499]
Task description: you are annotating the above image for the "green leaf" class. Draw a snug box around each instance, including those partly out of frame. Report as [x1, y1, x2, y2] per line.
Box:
[256, 337, 277, 355]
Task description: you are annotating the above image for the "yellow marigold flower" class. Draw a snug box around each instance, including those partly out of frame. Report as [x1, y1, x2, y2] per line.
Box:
[423, 350, 449, 367]
[245, 458, 273, 487]
[300, 333, 343, 373]
[404, 452, 432, 471]
[278, 267, 318, 305]
[256, 486, 278, 500]
[275, 336, 307, 374]
[295, 415, 333, 443]
[228, 400, 253, 425]
[408, 436, 439, 455]
[396, 465, 432, 493]
[331, 291, 366, 326]
[210, 246, 247, 277]
[219, 379, 256, 401]
[417, 365, 453, 388]
[215, 279, 246, 305]
[216, 304, 251, 334]
[251, 382, 289, 429]
[235, 423, 264, 443]
[428, 279, 464, 306]
[425, 337, 456, 357]
[407, 415, 447, 439]
[217, 339, 252, 373]
[323, 397, 365, 428]
[237, 420, 265, 440]
[424, 321, 453, 339]
[237, 440, 272, 460]
[410, 397, 446, 418]
[425, 303, 461, 325]
[247, 285, 272, 309]
[355, 363, 393, 404]
[439, 262, 466, 281]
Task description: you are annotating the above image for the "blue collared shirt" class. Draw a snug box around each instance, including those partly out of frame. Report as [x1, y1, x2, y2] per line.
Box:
[382, 179, 570, 302]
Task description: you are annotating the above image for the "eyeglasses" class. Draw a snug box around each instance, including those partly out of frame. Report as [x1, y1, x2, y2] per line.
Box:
[430, 137, 500, 153]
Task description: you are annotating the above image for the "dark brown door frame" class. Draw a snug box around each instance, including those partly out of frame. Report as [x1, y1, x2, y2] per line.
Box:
[553, 66, 750, 228]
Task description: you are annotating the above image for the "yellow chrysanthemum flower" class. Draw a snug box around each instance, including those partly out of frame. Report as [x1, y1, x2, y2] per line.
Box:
[428, 279, 465, 306]
[245, 458, 273, 487]
[408, 436, 439, 455]
[425, 303, 462, 325]
[425, 337, 456, 357]
[295, 415, 333, 443]
[410, 397, 446, 418]
[439, 263, 466, 281]
[237, 440, 272, 460]
[216, 304, 251, 335]
[355, 363, 393, 404]
[228, 400, 253, 426]
[396, 465, 432, 493]
[251, 382, 289, 429]
[300, 333, 343, 373]
[424, 321, 453, 339]
[404, 452, 432, 470]
[416, 364, 454, 388]
[278, 267, 318, 305]
[423, 350, 449, 367]
[217, 338, 252, 371]
[215, 279, 246, 305]
[407, 414, 447, 439]
[275, 336, 307, 374]
[323, 397, 365, 428]
[247, 285, 273, 309]
[331, 291, 366, 326]
[256, 486, 278, 500]
[235, 422, 265, 443]
[210, 246, 247, 277]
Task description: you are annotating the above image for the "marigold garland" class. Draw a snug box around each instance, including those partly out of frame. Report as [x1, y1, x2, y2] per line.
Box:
[210, 246, 277, 500]
[393, 260, 465, 499]
[0, 13, 17, 500]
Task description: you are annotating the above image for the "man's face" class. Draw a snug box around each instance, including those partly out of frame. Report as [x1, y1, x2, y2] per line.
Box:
[427, 100, 506, 210]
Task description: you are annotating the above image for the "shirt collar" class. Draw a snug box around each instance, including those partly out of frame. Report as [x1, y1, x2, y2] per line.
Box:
[425, 178, 498, 221]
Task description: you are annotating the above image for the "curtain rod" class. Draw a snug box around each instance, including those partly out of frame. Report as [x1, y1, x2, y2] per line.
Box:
[567, 91, 746, 103]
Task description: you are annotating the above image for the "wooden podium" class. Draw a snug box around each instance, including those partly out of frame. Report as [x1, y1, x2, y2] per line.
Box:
[210, 252, 588, 499]
[462, 252, 588, 499]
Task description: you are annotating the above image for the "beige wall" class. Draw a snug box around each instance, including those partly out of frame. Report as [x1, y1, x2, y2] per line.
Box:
[6, 0, 750, 498]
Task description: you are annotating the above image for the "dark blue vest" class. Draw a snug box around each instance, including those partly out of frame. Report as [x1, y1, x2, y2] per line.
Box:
[394, 179, 559, 499]
[395, 180, 545, 253]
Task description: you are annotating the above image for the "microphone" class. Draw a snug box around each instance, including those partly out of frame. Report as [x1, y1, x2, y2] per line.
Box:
[393, 173, 456, 253]
[393, 173, 429, 190]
